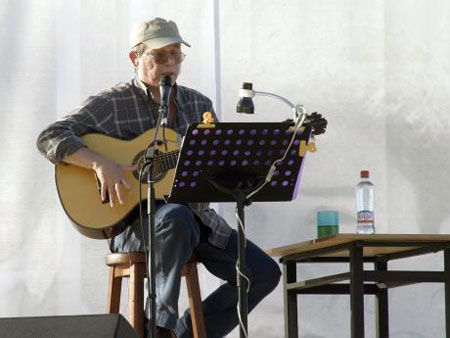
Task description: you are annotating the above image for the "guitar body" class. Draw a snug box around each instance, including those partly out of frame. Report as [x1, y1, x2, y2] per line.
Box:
[55, 128, 179, 239]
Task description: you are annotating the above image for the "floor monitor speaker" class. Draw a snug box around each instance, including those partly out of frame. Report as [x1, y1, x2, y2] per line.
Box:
[0, 313, 139, 338]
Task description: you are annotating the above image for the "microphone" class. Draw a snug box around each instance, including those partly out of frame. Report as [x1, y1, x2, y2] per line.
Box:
[159, 74, 172, 125]
[236, 82, 255, 114]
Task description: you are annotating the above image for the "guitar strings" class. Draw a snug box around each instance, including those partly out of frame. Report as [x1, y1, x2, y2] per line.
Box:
[136, 150, 179, 176]
[151, 150, 179, 163]
[139, 150, 179, 168]
[152, 156, 178, 168]
[153, 154, 178, 163]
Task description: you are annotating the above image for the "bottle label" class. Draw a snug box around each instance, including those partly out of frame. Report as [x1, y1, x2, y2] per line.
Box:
[357, 210, 374, 226]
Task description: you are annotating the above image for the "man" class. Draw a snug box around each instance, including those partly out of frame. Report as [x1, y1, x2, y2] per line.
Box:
[37, 17, 281, 338]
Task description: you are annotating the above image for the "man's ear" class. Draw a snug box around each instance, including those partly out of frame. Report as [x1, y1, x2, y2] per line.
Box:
[129, 51, 139, 68]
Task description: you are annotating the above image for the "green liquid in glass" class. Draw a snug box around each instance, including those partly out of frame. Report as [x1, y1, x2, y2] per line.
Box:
[317, 225, 339, 238]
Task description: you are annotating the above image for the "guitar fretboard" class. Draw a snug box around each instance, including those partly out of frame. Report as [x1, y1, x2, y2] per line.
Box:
[153, 150, 180, 173]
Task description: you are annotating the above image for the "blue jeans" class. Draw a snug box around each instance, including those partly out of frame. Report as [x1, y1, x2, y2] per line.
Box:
[111, 203, 281, 338]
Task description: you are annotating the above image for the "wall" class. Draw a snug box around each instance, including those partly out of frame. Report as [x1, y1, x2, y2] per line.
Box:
[0, 1, 449, 337]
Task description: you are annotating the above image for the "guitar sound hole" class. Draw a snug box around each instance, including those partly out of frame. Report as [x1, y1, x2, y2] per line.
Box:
[132, 150, 167, 183]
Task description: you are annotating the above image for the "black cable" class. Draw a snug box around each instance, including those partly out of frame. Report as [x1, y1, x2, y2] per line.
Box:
[138, 161, 152, 330]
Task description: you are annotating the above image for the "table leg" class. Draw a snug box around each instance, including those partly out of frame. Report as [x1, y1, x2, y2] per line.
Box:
[444, 249, 450, 338]
[350, 244, 364, 338]
[284, 261, 298, 338]
[375, 260, 389, 338]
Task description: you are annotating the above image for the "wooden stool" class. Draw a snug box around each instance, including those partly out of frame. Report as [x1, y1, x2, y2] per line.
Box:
[106, 252, 206, 338]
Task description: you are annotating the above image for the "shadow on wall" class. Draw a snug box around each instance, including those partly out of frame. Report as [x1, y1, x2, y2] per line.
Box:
[384, 3, 450, 234]
[386, 109, 450, 234]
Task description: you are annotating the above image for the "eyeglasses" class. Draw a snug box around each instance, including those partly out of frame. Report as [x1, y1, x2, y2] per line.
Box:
[144, 51, 186, 65]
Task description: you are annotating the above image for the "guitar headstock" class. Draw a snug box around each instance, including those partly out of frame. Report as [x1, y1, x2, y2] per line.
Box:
[304, 112, 327, 136]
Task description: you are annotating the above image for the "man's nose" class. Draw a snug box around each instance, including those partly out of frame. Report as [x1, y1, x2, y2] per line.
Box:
[166, 54, 177, 65]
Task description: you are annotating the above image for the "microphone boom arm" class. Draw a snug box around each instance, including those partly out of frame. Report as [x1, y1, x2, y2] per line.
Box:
[253, 90, 306, 122]
[237, 82, 306, 125]
[253, 90, 295, 109]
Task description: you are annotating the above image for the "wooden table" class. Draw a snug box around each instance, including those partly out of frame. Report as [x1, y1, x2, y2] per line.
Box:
[267, 234, 450, 338]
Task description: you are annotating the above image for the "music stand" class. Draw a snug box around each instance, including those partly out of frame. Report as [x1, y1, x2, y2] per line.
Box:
[168, 121, 312, 338]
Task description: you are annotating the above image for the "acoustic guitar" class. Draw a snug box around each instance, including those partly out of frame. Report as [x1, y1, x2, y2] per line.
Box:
[55, 128, 180, 239]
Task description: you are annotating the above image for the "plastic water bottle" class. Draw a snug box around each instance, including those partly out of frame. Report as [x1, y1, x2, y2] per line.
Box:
[356, 170, 375, 234]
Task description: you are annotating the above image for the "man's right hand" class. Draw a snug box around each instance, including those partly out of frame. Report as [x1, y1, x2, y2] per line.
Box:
[62, 147, 137, 207]
[93, 158, 137, 207]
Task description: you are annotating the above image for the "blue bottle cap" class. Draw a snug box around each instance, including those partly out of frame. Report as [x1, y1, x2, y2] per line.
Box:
[317, 211, 339, 226]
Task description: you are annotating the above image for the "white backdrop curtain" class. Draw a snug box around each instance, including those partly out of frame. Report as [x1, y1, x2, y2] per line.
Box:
[1, 1, 450, 337]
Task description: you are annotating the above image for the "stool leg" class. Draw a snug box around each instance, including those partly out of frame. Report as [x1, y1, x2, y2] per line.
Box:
[107, 267, 122, 314]
[185, 262, 206, 338]
[130, 263, 145, 338]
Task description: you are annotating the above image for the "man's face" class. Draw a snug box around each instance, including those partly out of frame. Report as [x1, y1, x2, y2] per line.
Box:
[137, 43, 182, 88]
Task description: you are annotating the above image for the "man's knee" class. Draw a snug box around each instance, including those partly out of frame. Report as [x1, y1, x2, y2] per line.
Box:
[156, 204, 200, 242]
[253, 256, 281, 295]
[265, 258, 282, 291]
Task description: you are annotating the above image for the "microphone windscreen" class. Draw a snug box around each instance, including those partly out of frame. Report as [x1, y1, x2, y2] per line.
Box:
[159, 74, 171, 86]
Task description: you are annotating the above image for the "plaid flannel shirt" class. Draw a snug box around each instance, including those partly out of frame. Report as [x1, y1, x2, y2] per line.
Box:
[37, 77, 232, 249]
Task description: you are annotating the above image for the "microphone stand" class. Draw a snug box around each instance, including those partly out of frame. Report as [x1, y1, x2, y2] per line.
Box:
[144, 101, 168, 338]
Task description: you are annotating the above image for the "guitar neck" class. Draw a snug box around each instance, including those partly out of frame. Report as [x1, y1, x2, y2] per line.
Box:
[154, 149, 180, 172]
